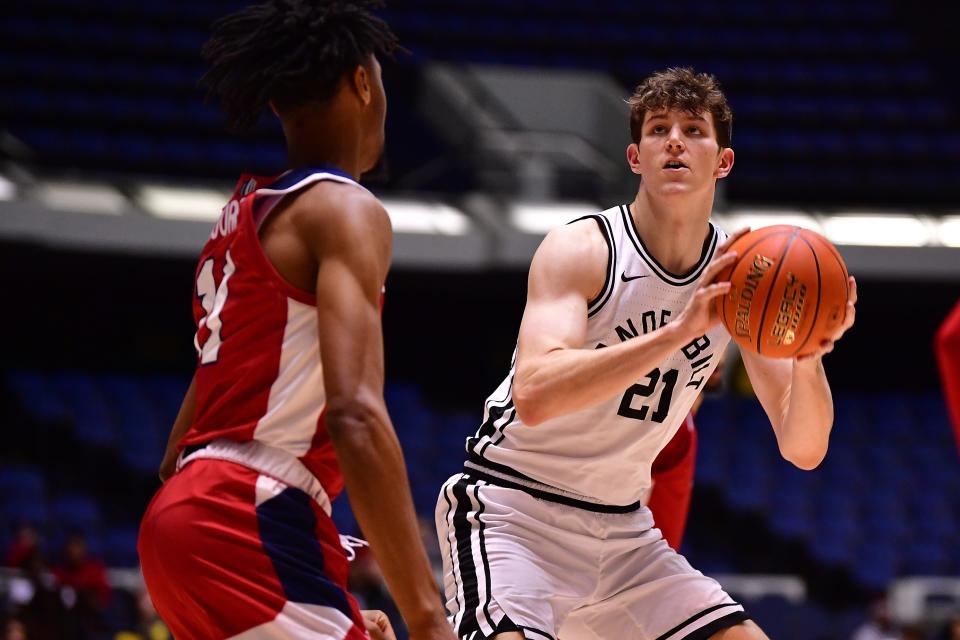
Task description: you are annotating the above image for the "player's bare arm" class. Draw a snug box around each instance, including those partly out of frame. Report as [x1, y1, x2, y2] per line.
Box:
[740, 276, 858, 470]
[158, 374, 196, 482]
[512, 223, 744, 426]
[297, 185, 454, 640]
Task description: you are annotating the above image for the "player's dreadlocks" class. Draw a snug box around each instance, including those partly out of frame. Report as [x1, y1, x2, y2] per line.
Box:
[201, 0, 399, 131]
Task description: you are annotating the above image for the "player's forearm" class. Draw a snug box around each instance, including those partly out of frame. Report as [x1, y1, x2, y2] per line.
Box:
[159, 374, 197, 481]
[777, 358, 833, 470]
[327, 402, 447, 632]
[514, 322, 691, 425]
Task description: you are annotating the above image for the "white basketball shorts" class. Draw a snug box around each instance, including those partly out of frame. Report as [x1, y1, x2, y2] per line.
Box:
[435, 470, 748, 640]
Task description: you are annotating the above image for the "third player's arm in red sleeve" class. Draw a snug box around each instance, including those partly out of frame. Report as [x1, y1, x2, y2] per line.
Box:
[935, 300, 960, 457]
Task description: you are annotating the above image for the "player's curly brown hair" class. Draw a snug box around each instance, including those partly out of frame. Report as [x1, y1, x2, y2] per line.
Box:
[628, 67, 733, 149]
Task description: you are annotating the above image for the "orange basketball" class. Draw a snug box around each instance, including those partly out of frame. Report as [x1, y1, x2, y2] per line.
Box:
[715, 225, 849, 358]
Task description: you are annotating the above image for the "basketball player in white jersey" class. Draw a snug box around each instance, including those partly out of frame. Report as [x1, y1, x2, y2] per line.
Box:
[435, 68, 857, 640]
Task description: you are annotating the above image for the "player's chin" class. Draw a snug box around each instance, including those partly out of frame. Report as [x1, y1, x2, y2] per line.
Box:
[655, 182, 695, 197]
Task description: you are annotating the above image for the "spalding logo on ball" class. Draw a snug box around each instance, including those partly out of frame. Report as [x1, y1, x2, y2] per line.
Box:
[715, 225, 849, 359]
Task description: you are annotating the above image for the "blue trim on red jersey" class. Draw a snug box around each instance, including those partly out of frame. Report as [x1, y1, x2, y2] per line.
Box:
[264, 166, 354, 191]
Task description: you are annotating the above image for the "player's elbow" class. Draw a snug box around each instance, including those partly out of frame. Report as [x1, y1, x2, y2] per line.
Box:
[781, 445, 827, 471]
[324, 396, 384, 444]
[513, 382, 546, 427]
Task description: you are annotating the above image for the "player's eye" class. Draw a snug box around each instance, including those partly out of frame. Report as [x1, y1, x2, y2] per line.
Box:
[651, 125, 667, 134]
[687, 126, 701, 135]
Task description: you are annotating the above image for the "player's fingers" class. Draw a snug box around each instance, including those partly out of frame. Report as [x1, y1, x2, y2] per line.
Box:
[361, 611, 394, 640]
[698, 281, 732, 301]
[833, 302, 856, 337]
[361, 610, 385, 629]
[374, 611, 394, 635]
[843, 301, 856, 328]
[717, 227, 750, 253]
[701, 251, 738, 284]
[848, 276, 858, 304]
[366, 626, 388, 640]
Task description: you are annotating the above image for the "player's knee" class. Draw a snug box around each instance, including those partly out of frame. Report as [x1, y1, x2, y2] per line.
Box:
[491, 633, 525, 640]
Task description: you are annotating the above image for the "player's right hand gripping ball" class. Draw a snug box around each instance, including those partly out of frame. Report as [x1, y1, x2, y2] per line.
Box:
[715, 225, 849, 358]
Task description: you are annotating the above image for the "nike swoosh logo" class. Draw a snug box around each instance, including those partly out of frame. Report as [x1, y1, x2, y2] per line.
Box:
[620, 272, 649, 282]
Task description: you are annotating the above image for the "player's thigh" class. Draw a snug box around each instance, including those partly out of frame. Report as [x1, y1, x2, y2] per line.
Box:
[435, 474, 595, 640]
[561, 532, 748, 640]
[141, 460, 362, 639]
[140, 461, 286, 638]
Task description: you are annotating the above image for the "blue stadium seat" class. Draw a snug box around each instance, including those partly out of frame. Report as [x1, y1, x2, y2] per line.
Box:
[768, 501, 814, 541]
[50, 494, 102, 536]
[810, 535, 856, 567]
[853, 542, 900, 591]
[103, 526, 141, 568]
[1, 499, 48, 528]
[5, 371, 68, 422]
[0, 465, 45, 501]
[743, 596, 833, 640]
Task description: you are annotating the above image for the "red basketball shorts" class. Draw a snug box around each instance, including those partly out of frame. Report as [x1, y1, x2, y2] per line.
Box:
[647, 416, 698, 551]
[138, 458, 368, 640]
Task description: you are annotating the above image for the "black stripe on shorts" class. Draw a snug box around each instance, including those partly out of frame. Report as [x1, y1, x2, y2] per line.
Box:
[450, 476, 496, 637]
[656, 603, 749, 640]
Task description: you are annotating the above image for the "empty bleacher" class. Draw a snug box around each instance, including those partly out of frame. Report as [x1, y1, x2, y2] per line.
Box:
[2, 0, 956, 204]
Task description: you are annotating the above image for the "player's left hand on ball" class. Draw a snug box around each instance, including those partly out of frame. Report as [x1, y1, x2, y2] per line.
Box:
[362, 609, 397, 640]
[797, 276, 857, 361]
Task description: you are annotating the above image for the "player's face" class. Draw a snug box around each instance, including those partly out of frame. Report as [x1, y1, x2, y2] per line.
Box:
[629, 109, 733, 197]
[362, 55, 387, 173]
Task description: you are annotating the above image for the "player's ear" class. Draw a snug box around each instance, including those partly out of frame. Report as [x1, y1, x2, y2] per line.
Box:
[352, 64, 372, 106]
[715, 147, 734, 179]
[626, 143, 643, 175]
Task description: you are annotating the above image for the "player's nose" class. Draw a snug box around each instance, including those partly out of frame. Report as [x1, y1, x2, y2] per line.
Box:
[666, 126, 685, 152]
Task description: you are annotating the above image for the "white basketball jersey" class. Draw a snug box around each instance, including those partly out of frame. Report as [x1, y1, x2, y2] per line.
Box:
[466, 204, 730, 507]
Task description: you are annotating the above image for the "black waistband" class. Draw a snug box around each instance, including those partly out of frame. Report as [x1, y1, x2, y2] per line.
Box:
[464, 454, 641, 514]
[182, 442, 208, 458]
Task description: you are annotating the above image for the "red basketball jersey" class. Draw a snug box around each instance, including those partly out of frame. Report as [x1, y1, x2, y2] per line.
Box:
[180, 167, 365, 501]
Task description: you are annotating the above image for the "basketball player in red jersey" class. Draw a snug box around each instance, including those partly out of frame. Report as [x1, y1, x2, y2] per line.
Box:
[645, 361, 724, 551]
[137, 3, 455, 640]
[936, 300, 960, 455]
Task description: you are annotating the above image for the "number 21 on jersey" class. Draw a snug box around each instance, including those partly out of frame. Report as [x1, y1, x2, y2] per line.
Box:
[194, 250, 235, 364]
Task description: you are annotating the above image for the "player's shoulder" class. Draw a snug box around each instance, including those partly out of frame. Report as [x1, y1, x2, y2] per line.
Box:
[539, 212, 611, 264]
[289, 177, 390, 239]
[529, 210, 612, 298]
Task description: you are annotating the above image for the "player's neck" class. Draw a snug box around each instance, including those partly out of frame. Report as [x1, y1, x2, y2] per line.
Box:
[285, 141, 363, 180]
[630, 187, 714, 275]
[281, 113, 366, 180]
